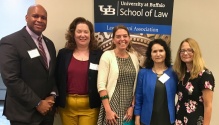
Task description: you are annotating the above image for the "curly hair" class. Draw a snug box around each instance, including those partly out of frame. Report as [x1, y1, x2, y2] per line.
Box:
[65, 17, 98, 50]
[144, 39, 171, 68]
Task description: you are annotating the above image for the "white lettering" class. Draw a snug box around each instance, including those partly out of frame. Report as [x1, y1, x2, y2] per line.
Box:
[106, 25, 114, 31]
[120, 8, 143, 16]
[154, 10, 168, 17]
[134, 27, 158, 33]
[149, 3, 165, 8]
[99, 5, 116, 15]
[120, 1, 144, 7]
[144, 9, 153, 17]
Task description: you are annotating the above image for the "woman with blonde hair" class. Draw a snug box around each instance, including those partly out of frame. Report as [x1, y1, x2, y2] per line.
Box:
[173, 38, 215, 125]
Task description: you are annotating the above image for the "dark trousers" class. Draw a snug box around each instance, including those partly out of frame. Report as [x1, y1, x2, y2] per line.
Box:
[10, 106, 55, 125]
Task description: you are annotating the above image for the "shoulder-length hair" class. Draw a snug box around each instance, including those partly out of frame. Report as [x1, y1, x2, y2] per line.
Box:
[144, 39, 171, 68]
[65, 17, 98, 50]
[173, 38, 206, 80]
[110, 25, 133, 52]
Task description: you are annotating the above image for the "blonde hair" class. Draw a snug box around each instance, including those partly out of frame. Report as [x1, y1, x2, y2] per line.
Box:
[173, 38, 206, 80]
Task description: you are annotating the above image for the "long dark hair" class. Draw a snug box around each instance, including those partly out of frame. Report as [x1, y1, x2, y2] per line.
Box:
[144, 39, 171, 68]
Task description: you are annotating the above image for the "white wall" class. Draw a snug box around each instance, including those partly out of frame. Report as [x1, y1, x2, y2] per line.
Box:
[0, 0, 35, 38]
[36, 0, 219, 125]
[35, 0, 94, 51]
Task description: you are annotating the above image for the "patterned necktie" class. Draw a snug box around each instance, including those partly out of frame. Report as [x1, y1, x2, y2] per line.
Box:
[38, 37, 48, 69]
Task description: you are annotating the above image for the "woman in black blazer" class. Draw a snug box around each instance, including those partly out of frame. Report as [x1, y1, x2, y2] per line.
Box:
[56, 17, 103, 125]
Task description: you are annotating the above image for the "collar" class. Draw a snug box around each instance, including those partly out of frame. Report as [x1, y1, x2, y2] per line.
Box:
[25, 26, 43, 40]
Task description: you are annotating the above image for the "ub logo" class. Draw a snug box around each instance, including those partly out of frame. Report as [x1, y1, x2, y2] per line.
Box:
[99, 5, 115, 15]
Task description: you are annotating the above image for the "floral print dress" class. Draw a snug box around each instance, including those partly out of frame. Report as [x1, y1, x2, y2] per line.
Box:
[175, 69, 215, 125]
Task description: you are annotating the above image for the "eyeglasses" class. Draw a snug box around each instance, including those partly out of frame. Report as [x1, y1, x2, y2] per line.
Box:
[179, 49, 194, 54]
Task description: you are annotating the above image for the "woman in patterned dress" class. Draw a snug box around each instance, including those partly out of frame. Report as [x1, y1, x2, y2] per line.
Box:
[97, 25, 139, 125]
[134, 39, 178, 125]
[173, 38, 215, 125]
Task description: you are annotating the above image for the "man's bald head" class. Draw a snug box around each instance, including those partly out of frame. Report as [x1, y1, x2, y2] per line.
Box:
[27, 4, 47, 16]
[25, 4, 47, 36]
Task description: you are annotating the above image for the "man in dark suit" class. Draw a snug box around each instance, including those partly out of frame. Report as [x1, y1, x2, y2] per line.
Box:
[0, 4, 57, 125]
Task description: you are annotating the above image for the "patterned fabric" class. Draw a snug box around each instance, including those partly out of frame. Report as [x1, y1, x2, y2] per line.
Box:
[97, 56, 136, 125]
[38, 37, 48, 69]
[175, 69, 215, 125]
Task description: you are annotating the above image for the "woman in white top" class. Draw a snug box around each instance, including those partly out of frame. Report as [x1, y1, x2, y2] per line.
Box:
[97, 25, 139, 125]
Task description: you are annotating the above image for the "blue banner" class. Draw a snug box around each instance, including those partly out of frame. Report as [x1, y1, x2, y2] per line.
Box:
[94, 0, 174, 34]
[94, 0, 174, 67]
[95, 23, 172, 34]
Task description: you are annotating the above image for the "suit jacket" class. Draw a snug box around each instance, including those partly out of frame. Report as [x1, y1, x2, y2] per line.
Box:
[55, 48, 103, 108]
[0, 27, 57, 123]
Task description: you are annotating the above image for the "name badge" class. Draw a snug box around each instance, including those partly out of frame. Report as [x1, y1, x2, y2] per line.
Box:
[89, 63, 98, 70]
[158, 73, 170, 84]
[28, 48, 40, 58]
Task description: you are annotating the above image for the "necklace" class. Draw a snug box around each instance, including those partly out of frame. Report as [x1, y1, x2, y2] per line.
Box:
[152, 66, 167, 77]
[156, 73, 163, 77]
[181, 71, 190, 86]
[114, 49, 129, 58]
[74, 49, 89, 61]
[182, 77, 190, 86]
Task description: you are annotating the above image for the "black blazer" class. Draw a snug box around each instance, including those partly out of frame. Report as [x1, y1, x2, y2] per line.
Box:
[56, 48, 103, 108]
[0, 27, 57, 123]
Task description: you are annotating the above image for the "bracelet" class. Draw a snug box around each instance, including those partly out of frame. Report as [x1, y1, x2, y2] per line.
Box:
[100, 95, 109, 100]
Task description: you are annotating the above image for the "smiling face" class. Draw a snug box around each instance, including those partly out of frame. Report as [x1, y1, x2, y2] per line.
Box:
[180, 42, 194, 64]
[112, 29, 130, 51]
[74, 23, 90, 48]
[26, 5, 47, 36]
[151, 43, 166, 64]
